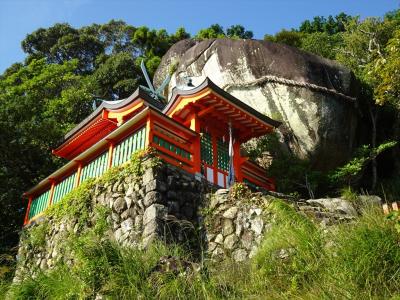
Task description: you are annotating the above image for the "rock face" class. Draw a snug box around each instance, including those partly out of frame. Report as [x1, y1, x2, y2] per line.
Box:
[154, 39, 359, 170]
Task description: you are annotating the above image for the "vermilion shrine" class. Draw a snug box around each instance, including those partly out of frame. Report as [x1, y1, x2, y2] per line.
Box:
[23, 78, 281, 225]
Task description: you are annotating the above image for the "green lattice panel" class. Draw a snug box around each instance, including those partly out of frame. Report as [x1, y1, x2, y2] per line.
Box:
[153, 135, 191, 160]
[29, 189, 50, 219]
[52, 172, 77, 204]
[200, 132, 213, 165]
[112, 127, 146, 167]
[80, 151, 109, 183]
[217, 139, 229, 172]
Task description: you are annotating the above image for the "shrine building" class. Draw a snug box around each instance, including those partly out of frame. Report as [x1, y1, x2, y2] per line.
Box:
[23, 78, 281, 225]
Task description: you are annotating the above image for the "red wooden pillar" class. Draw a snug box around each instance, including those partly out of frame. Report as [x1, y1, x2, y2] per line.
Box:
[212, 133, 218, 184]
[145, 114, 153, 148]
[23, 196, 33, 225]
[190, 113, 201, 174]
[233, 140, 243, 181]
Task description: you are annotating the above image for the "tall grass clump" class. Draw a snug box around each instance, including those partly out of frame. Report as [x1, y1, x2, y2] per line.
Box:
[7, 266, 86, 300]
[8, 231, 208, 299]
[252, 200, 324, 296]
[323, 207, 400, 299]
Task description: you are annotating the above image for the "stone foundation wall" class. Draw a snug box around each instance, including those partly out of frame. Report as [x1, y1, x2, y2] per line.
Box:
[15, 161, 379, 280]
[15, 163, 208, 280]
[204, 190, 379, 262]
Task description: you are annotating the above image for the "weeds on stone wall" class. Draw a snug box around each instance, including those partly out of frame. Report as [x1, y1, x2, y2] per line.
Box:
[23, 221, 49, 251]
[229, 182, 252, 200]
[45, 149, 160, 227]
[46, 179, 95, 229]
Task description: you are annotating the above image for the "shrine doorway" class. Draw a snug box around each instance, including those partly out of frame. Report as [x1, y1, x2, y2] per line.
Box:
[200, 131, 230, 188]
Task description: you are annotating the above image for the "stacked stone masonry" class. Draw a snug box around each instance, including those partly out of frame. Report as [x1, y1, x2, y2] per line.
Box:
[15, 164, 380, 280]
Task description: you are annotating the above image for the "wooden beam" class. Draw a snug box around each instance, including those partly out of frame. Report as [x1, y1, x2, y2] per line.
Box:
[198, 106, 215, 117]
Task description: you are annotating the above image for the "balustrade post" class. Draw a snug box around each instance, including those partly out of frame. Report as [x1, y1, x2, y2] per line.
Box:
[23, 196, 33, 225]
[107, 143, 114, 169]
[48, 181, 56, 207]
[74, 164, 83, 188]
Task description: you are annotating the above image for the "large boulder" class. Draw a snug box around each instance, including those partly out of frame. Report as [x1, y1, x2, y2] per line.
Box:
[154, 39, 360, 170]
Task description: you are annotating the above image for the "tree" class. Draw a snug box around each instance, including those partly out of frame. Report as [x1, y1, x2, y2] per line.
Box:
[264, 30, 304, 48]
[226, 25, 253, 39]
[196, 24, 226, 39]
[90, 52, 140, 99]
[299, 13, 354, 34]
[300, 32, 343, 59]
[22, 23, 104, 73]
[335, 12, 400, 189]
[0, 58, 93, 254]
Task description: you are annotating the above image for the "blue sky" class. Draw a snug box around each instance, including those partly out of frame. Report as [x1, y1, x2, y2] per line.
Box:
[0, 0, 399, 73]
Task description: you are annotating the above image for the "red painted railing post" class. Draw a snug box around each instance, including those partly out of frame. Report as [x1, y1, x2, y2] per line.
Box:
[23, 196, 33, 225]
[190, 113, 201, 174]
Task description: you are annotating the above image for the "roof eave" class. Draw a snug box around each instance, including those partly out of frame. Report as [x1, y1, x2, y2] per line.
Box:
[164, 77, 282, 128]
[55, 87, 166, 151]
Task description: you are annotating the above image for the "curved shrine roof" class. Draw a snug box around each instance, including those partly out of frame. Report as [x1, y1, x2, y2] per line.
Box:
[54, 78, 281, 160]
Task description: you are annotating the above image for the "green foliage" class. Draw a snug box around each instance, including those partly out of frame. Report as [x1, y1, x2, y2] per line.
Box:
[5, 201, 400, 299]
[42, 149, 158, 228]
[340, 186, 359, 202]
[25, 221, 49, 250]
[299, 13, 355, 34]
[196, 24, 253, 40]
[386, 211, 400, 234]
[46, 179, 95, 228]
[8, 236, 201, 299]
[373, 28, 400, 107]
[196, 24, 226, 39]
[300, 31, 343, 59]
[253, 200, 323, 294]
[329, 141, 397, 185]
[264, 30, 304, 48]
[125, 148, 162, 177]
[93, 205, 112, 236]
[229, 182, 251, 200]
[226, 25, 253, 39]
[325, 208, 400, 297]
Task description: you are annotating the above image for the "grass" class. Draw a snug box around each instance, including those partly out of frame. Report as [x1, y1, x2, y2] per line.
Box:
[3, 200, 400, 299]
